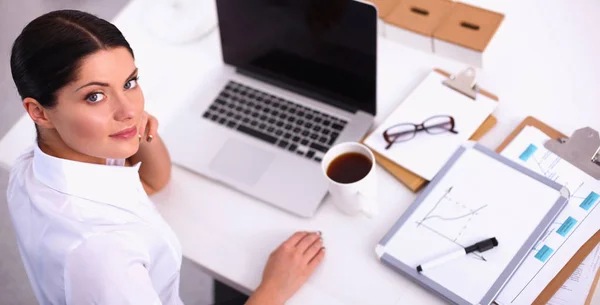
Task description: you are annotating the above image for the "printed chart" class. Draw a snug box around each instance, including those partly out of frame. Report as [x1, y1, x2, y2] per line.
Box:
[496, 126, 600, 305]
[517, 143, 598, 264]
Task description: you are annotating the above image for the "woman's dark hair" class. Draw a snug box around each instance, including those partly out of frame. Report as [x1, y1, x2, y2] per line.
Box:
[10, 9, 134, 109]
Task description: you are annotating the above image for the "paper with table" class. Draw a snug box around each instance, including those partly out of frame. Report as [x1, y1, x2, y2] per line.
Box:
[363, 71, 497, 181]
[548, 244, 600, 305]
[377, 143, 569, 305]
[495, 126, 600, 305]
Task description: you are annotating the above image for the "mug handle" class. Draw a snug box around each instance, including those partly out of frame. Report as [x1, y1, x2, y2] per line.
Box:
[356, 190, 378, 218]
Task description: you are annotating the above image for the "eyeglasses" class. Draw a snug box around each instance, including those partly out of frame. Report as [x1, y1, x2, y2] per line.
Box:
[383, 115, 458, 150]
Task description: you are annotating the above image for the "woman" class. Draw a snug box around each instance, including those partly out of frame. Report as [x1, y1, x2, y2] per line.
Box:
[6, 10, 325, 305]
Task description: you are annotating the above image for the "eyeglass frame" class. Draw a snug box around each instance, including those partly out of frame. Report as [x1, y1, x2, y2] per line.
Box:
[382, 115, 458, 149]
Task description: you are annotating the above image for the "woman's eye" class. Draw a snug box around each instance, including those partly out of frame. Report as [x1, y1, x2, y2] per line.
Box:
[124, 78, 138, 90]
[86, 92, 106, 103]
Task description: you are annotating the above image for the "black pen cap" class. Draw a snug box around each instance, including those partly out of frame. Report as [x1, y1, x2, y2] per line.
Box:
[465, 237, 498, 253]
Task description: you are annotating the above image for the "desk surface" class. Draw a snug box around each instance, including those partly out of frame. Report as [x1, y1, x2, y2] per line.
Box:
[2, 0, 600, 304]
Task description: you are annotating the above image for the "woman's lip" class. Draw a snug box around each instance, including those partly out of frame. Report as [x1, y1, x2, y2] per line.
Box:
[110, 126, 137, 139]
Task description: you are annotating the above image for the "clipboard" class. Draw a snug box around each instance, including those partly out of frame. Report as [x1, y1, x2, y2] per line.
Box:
[362, 67, 498, 192]
[495, 116, 600, 305]
[376, 142, 570, 305]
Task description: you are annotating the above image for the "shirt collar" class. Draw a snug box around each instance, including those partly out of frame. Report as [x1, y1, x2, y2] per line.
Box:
[32, 144, 144, 206]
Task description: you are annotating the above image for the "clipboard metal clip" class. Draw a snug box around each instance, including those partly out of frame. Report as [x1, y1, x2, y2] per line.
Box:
[443, 67, 479, 100]
[544, 127, 600, 179]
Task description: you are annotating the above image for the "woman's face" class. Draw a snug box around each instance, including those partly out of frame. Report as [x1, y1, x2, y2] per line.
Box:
[47, 47, 144, 160]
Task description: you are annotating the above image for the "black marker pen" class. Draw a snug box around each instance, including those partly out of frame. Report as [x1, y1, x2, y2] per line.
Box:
[417, 237, 498, 273]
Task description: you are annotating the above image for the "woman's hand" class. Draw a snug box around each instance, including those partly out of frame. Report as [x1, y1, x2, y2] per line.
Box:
[137, 111, 158, 143]
[247, 231, 326, 305]
[128, 111, 172, 194]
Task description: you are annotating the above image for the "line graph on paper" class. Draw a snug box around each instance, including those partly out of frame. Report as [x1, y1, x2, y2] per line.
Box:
[516, 142, 594, 210]
[416, 186, 489, 261]
[517, 144, 587, 199]
[527, 149, 562, 182]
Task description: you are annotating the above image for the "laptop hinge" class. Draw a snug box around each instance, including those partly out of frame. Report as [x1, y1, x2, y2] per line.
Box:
[236, 68, 360, 114]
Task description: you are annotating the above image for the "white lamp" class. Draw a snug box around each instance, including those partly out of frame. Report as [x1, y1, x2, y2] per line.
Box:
[143, 0, 218, 44]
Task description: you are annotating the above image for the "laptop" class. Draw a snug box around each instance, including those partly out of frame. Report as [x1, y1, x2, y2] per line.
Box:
[162, 0, 377, 218]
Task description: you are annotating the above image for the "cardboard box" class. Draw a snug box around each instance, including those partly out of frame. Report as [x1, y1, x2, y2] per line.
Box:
[365, 0, 400, 36]
[433, 3, 504, 67]
[366, 0, 399, 18]
[383, 0, 454, 52]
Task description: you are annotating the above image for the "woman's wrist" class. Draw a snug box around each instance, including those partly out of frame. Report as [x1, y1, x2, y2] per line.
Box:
[127, 133, 172, 195]
[246, 283, 286, 305]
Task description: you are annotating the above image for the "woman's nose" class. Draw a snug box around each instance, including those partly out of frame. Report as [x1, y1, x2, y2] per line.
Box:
[113, 92, 136, 122]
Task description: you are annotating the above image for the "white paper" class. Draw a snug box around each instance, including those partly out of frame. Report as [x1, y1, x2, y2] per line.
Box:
[382, 145, 563, 304]
[548, 244, 600, 305]
[495, 126, 600, 305]
[363, 72, 497, 180]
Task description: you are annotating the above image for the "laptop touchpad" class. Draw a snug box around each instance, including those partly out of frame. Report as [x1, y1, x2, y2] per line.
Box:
[209, 139, 275, 186]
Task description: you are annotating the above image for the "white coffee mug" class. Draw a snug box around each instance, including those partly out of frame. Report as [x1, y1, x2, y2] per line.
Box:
[321, 142, 378, 217]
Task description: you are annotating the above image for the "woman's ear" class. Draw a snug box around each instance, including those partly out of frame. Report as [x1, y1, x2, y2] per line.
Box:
[23, 98, 54, 129]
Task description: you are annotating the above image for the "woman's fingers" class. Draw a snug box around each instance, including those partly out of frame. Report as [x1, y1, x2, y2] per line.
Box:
[307, 247, 326, 272]
[146, 115, 159, 142]
[296, 232, 321, 253]
[138, 112, 149, 141]
[137, 112, 159, 143]
[257, 232, 326, 304]
[303, 235, 324, 264]
[282, 231, 309, 249]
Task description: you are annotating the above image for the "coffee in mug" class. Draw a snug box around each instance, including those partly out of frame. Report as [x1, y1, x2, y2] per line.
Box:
[326, 153, 373, 184]
[321, 142, 378, 217]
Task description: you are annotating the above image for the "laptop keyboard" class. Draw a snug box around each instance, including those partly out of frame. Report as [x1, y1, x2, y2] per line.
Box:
[202, 81, 347, 163]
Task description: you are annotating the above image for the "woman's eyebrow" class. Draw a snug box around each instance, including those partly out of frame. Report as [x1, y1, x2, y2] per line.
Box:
[75, 68, 138, 92]
[125, 68, 139, 81]
[75, 81, 108, 92]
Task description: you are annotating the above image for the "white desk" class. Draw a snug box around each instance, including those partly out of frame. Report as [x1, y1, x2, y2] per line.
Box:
[2, 0, 600, 304]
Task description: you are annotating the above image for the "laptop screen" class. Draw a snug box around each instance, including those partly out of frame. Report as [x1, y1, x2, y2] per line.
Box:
[216, 0, 377, 115]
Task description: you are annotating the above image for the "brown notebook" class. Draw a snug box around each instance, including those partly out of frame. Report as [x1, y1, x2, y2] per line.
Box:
[361, 68, 498, 192]
[495, 116, 600, 305]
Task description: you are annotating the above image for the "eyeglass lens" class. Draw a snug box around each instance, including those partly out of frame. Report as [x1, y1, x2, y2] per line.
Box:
[385, 123, 417, 142]
[423, 116, 454, 134]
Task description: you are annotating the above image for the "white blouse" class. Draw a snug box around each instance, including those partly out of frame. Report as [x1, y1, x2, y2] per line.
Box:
[6, 145, 183, 305]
